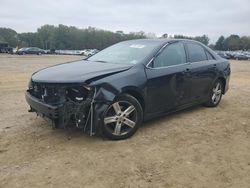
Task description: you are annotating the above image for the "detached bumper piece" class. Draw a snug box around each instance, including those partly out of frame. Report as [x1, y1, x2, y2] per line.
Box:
[25, 91, 63, 119]
[25, 91, 66, 129]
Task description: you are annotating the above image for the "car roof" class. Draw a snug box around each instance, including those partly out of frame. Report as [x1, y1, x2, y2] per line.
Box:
[124, 38, 221, 61]
[121, 38, 204, 46]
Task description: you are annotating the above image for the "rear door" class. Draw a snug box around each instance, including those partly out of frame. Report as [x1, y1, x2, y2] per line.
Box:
[185, 42, 217, 102]
[145, 42, 192, 114]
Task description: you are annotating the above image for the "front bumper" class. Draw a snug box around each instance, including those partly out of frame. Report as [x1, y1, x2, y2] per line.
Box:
[25, 88, 110, 135]
[25, 91, 63, 119]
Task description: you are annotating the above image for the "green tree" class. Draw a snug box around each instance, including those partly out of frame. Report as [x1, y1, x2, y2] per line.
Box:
[174, 35, 192, 39]
[215, 36, 225, 50]
[37, 25, 56, 49]
[208, 44, 215, 50]
[224, 35, 241, 50]
[174, 34, 209, 45]
[240, 36, 250, 50]
[18, 32, 41, 48]
[0, 28, 18, 47]
[194, 35, 209, 45]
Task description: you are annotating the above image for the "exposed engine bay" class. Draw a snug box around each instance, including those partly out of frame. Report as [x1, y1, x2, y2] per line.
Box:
[27, 81, 106, 136]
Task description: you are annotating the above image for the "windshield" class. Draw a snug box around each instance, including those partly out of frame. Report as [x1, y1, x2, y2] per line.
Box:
[88, 40, 160, 64]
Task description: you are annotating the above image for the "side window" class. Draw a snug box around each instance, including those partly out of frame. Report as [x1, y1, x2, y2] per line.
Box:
[153, 42, 186, 68]
[186, 43, 207, 62]
[205, 50, 215, 60]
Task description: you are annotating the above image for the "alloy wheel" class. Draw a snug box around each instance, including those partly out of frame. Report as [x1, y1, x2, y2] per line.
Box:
[104, 101, 137, 136]
[211, 82, 222, 105]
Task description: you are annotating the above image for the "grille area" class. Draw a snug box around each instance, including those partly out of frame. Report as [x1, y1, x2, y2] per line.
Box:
[29, 82, 65, 104]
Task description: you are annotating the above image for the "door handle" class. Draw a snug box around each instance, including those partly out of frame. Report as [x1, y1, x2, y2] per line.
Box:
[182, 68, 190, 73]
[182, 68, 191, 77]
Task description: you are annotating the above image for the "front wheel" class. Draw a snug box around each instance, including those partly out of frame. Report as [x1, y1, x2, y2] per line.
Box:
[102, 94, 143, 140]
[204, 80, 223, 107]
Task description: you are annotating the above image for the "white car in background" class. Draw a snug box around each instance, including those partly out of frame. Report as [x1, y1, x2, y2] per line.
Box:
[84, 49, 99, 57]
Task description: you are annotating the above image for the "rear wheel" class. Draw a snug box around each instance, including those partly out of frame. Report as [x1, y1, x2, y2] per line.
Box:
[102, 94, 143, 140]
[205, 80, 223, 107]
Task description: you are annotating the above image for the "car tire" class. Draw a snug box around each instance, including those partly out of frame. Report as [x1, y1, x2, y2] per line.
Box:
[102, 94, 143, 140]
[204, 79, 223, 107]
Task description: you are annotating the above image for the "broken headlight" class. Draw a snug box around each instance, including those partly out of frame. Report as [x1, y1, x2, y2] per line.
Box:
[66, 85, 93, 102]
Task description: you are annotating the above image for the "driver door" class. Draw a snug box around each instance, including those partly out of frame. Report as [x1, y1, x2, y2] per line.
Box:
[145, 42, 192, 114]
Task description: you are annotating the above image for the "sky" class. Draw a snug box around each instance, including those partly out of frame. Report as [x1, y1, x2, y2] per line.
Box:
[0, 0, 250, 43]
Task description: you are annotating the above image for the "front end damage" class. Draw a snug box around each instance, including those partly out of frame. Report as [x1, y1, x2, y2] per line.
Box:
[25, 81, 114, 136]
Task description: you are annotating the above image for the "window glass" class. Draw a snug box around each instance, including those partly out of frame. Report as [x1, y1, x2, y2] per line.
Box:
[153, 42, 186, 68]
[205, 50, 215, 60]
[88, 40, 160, 65]
[187, 43, 207, 62]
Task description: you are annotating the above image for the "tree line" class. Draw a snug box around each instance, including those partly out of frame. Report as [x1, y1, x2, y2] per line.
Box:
[0, 25, 249, 50]
[213, 35, 250, 51]
[166, 34, 250, 51]
[172, 34, 209, 45]
[0, 25, 146, 50]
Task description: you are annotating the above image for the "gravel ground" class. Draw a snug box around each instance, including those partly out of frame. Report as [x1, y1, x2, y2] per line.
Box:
[0, 54, 249, 188]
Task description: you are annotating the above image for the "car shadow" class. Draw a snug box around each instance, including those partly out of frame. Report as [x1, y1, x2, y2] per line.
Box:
[142, 104, 204, 128]
[40, 104, 205, 141]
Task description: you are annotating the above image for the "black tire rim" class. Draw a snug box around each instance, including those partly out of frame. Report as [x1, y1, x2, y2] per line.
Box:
[212, 82, 222, 105]
[104, 101, 137, 136]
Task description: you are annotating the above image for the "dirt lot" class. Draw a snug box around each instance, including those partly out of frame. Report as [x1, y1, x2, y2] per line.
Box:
[0, 54, 249, 188]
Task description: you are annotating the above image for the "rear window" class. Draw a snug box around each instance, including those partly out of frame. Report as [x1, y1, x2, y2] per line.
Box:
[186, 43, 207, 62]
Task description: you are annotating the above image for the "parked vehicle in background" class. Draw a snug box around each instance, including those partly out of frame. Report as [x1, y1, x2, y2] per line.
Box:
[216, 51, 230, 59]
[84, 49, 99, 57]
[242, 52, 250, 60]
[26, 39, 230, 140]
[55, 50, 87, 55]
[17, 47, 45, 55]
[225, 51, 235, 59]
[233, 51, 250, 60]
[83, 49, 90, 55]
[234, 53, 248, 60]
[215, 50, 250, 60]
[0, 42, 13, 53]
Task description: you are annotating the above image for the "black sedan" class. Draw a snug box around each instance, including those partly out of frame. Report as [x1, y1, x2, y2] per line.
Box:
[17, 47, 45, 55]
[25, 39, 230, 140]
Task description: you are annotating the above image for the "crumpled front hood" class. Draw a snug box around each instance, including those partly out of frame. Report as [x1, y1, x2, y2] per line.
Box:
[32, 60, 132, 83]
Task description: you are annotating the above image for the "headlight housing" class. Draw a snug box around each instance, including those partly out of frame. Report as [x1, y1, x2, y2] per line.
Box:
[66, 85, 94, 102]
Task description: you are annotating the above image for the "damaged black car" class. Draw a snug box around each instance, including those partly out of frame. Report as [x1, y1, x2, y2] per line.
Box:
[26, 39, 230, 140]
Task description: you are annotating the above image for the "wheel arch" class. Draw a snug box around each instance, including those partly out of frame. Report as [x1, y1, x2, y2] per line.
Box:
[217, 77, 226, 94]
[121, 87, 145, 112]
